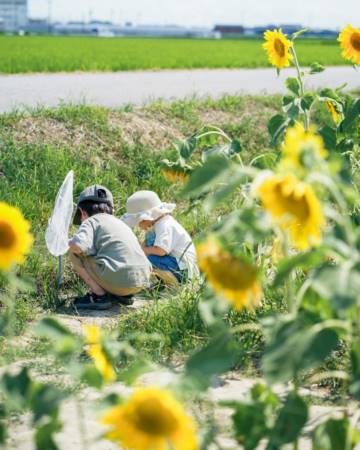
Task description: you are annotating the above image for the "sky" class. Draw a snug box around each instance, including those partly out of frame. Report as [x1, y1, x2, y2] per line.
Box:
[28, 0, 360, 29]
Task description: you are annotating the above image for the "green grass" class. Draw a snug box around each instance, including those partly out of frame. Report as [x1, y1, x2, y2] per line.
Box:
[0, 36, 347, 74]
[0, 95, 337, 368]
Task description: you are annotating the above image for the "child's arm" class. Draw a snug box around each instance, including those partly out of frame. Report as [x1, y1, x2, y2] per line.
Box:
[68, 240, 83, 254]
[143, 245, 167, 257]
[68, 220, 96, 256]
[145, 221, 172, 257]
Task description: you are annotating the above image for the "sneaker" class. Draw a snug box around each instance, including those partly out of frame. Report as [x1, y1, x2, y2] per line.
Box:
[110, 294, 134, 306]
[73, 292, 112, 310]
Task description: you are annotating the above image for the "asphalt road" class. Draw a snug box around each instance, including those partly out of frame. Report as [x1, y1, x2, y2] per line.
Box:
[0, 66, 359, 113]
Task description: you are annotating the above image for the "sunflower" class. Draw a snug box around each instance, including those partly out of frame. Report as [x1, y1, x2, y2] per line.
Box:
[101, 387, 198, 450]
[263, 29, 293, 69]
[338, 25, 360, 65]
[197, 236, 262, 310]
[256, 174, 324, 250]
[280, 123, 327, 172]
[0, 202, 33, 271]
[325, 100, 341, 124]
[162, 168, 189, 184]
[83, 325, 116, 384]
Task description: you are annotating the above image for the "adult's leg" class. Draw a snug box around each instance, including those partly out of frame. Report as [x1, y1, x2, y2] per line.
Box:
[69, 253, 106, 296]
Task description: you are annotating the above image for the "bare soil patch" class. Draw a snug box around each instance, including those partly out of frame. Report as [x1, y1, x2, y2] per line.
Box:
[108, 111, 183, 149]
[4, 105, 275, 154]
[56, 298, 149, 335]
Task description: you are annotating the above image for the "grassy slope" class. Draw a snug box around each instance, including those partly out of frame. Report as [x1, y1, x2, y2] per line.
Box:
[2, 94, 341, 372]
[0, 95, 286, 365]
[0, 36, 346, 73]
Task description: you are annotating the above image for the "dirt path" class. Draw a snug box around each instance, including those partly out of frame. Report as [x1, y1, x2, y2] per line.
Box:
[7, 370, 360, 450]
[55, 297, 148, 334]
[5, 299, 360, 449]
[1, 67, 359, 113]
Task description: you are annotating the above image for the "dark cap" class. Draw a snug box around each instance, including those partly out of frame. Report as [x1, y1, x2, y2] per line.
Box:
[73, 185, 114, 225]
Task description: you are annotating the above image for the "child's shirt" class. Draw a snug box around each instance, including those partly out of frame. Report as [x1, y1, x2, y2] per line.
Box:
[69, 213, 151, 288]
[152, 215, 198, 277]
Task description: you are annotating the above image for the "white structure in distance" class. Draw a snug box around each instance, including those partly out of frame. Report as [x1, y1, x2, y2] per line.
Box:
[0, 0, 27, 32]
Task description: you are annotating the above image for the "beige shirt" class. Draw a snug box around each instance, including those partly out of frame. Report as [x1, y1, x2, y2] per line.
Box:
[70, 213, 151, 288]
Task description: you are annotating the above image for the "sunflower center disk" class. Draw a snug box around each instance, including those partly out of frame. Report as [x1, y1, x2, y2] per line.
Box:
[0, 221, 17, 249]
[134, 399, 178, 435]
[209, 255, 257, 290]
[275, 185, 310, 222]
[350, 32, 360, 51]
[274, 38, 286, 57]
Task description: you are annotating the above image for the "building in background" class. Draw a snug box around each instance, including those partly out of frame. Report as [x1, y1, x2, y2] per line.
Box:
[0, 0, 27, 32]
[51, 21, 214, 38]
[213, 24, 244, 38]
[25, 18, 49, 34]
[248, 24, 303, 37]
[114, 23, 213, 38]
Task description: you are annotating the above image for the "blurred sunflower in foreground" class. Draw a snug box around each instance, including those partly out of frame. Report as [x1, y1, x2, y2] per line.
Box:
[338, 25, 360, 65]
[256, 174, 324, 251]
[0, 202, 33, 271]
[280, 123, 327, 172]
[197, 236, 262, 310]
[263, 29, 293, 69]
[101, 387, 198, 450]
[83, 325, 116, 383]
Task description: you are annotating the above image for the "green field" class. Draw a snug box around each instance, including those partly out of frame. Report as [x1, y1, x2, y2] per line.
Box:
[0, 35, 347, 73]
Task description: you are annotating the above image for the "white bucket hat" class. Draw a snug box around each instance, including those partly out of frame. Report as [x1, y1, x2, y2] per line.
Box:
[121, 190, 176, 228]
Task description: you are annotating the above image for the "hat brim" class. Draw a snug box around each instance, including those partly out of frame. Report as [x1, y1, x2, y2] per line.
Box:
[121, 214, 139, 228]
[121, 202, 176, 228]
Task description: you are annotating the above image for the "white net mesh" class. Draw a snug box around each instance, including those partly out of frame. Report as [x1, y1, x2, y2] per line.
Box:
[45, 170, 74, 257]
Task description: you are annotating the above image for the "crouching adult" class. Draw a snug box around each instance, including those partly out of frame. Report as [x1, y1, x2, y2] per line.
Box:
[69, 185, 151, 310]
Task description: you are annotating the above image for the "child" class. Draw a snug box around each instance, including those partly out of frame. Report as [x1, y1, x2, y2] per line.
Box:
[122, 190, 198, 285]
[69, 185, 151, 310]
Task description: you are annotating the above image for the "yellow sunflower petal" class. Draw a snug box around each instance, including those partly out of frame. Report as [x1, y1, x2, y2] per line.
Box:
[87, 344, 116, 383]
[83, 324, 101, 345]
[162, 168, 189, 184]
[338, 25, 360, 65]
[279, 123, 327, 173]
[83, 325, 116, 383]
[256, 173, 324, 250]
[0, 202, 33, 271]
[263, 29, 293, 69]
[101, 387, 198, 450]
[197, 236, 262, 310]
[325, 100, 341, 124]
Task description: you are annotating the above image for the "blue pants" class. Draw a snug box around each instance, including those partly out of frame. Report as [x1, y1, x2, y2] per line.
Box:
[147, 254, 185, 283]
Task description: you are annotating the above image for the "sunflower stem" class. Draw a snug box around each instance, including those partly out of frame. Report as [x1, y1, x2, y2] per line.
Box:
[195, 129, 232, 143]
[290, 45, 310, 131]
[280, 231, 297, 314]
[293, 379, 300, 450]
[75, 395, 88, 450]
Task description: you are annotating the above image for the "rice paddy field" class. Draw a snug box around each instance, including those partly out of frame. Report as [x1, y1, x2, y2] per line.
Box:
[0, 35, 347, 73]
